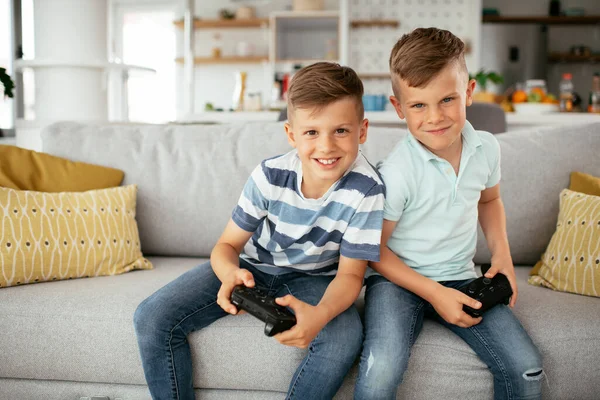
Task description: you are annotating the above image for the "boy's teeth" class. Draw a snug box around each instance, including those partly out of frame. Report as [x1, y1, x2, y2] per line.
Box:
[318, 159, 336, 165]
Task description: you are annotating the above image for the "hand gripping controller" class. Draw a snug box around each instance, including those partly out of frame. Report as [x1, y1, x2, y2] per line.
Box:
[231, 286, 297, 336]
[460, 264, 513, 318]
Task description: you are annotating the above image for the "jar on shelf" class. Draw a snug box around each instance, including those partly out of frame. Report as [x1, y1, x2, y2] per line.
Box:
[211, 33, 222, 58]
[293, 0, 324, 11]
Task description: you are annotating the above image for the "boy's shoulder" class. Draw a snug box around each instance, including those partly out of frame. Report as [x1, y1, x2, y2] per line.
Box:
[259, 150, 297, 171]
[473, 128, 500, 152]
[339, 152, 386, 196]
[377, 133, 419, 171]
[463, 123, 501, 161]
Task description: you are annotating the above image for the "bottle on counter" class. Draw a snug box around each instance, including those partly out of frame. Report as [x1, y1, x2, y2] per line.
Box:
[559, 73, 574, 112]
[588, 73, 600, 114]
[232, 71, 247, 111]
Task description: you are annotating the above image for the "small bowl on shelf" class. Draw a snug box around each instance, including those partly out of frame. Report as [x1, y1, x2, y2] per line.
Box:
[513, 103, 560, 114]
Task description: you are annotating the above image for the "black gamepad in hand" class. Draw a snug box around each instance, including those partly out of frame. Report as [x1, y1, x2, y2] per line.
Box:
[231, 286, 297, 336]
[460, 264, 513, 318]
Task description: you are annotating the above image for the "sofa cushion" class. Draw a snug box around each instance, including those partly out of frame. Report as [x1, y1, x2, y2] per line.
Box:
[0, 144, 124, 191]
[0, 185, 152, 288]
[529, 189, 600, 297]
[0, 258, 598, 399]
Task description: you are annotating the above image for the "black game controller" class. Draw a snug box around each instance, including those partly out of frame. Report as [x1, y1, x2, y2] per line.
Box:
[231, 286, 297, 337]
[460, 264, 513, 318]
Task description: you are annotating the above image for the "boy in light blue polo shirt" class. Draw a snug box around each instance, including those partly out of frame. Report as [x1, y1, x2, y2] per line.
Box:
[354, 28, 544, 400]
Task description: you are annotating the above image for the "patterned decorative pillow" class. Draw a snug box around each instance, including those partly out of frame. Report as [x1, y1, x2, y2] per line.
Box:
[528, 189, 600, 297]
[0, 185, 152, 288]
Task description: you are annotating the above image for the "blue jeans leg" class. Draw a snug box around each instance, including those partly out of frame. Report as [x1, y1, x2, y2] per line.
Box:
[354, 275, 426, 400]
[279, 274, 364, 400]
[434, 281, 543, 400]
[133, 261, 274, 400]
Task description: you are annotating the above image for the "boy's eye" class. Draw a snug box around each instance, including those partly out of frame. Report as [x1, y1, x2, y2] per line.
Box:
[412, 103, 424, 109]
[336, 128, 348, 134]
[305, 130, 317, 136]
[442, 97, 454, 103]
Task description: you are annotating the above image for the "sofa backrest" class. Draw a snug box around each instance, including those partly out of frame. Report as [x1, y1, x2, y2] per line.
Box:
[42, 121, 600, 265]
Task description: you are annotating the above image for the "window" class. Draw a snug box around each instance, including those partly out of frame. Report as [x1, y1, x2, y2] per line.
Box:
[112, 3, 176, 123]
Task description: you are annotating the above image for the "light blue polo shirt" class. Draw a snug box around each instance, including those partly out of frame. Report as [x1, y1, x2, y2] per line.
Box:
[377, 120, 501, 281]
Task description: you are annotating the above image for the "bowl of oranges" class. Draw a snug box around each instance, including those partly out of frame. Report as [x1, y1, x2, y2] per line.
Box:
[512, 80, 560, 114]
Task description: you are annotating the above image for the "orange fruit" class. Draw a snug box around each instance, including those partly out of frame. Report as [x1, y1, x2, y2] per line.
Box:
[531, 87, 546, 96]
[512, 90, 528, 103]
[542, 94, 559, 104]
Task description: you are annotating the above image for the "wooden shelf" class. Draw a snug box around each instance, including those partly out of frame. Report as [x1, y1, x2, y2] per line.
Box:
[482, 15, 600, 25]
[275, 58, 339, 64]
[548, 53, 600, 63]
[351, 20, 399, 28]
[359, 73, 390, 79]
[173, 17, 269, 29]
[175, 56, 268, 65]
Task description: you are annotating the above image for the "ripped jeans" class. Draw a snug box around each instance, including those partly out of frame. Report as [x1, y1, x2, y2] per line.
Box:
[354, 275, 543, 400]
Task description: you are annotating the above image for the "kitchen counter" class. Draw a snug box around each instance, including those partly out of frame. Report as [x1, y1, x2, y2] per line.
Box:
[364, 111, 600, 130]
[175, 111, 600, 131]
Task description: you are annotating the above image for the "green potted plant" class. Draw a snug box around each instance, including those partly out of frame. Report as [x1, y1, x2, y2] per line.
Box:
[470, 69, 503, 103]
[1, 67, 15, 99]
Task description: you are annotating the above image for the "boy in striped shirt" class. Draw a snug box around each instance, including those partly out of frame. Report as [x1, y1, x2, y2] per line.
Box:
[135, 62, 385, 400]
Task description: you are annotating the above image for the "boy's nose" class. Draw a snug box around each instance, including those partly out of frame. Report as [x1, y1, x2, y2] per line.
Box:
[427, 106, 444, 124]
[317, 134, 335, 152]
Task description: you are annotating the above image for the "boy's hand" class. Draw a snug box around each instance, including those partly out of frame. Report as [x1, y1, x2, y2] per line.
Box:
[431, 286, 483, 328]
[485, 255, 518, 308]
[216, 268, 255, 315]
[273, 294, 329, 349]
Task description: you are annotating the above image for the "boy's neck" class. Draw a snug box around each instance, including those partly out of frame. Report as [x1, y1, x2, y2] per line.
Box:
[300, 176, 333, 199]
[423, 133, 463, 173]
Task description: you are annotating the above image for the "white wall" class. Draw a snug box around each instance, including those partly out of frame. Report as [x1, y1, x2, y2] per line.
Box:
[481, 0, 600, 101]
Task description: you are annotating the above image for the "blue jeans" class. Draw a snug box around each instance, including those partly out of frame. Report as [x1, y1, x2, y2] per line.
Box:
[134, 259, 363, 400]
[355, 275, 543, 400]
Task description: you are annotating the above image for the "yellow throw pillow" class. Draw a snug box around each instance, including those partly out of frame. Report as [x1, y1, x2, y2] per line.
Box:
[529, 189, 600, 297]
[0, 145, 124, 192]
[0, 185, 152, 288]
[569, 171, 600, 197]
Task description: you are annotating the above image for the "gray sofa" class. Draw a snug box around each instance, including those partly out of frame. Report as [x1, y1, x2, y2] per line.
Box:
[1, 121, 599, 400]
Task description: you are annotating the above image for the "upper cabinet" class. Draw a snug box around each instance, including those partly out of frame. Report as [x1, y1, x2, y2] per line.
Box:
[270, 11, 340, 64]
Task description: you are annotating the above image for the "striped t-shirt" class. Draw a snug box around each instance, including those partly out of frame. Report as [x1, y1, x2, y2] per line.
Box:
[232, 149, 385, 275]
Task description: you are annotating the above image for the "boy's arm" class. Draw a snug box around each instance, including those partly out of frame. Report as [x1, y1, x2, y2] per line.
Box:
[275, 256, 366, 348]
[211, 218, 256, 314]
[371, 219, 483, 328]
[477, 183, 518, 307]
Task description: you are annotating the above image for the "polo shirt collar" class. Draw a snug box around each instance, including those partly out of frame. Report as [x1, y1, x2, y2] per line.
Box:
[407, 120, 482, 162]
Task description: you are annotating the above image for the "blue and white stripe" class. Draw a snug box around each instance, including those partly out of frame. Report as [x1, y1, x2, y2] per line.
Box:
[232, 150, 385, 275]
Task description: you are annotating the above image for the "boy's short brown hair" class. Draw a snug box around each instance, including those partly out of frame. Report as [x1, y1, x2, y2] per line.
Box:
[287, 62, 364, 121]
[389, 27, 468, 97]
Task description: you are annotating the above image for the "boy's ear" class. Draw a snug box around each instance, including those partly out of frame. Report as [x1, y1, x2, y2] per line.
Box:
[284, 122, 297, 148]
[466, 78, 477, 107]
[389, 95, 405, 120]
[359, 118, 369, 144]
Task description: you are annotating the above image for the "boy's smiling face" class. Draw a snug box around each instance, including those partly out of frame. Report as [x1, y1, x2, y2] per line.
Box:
[285, 97, 368, 199]
[390, 62, 475, 160]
